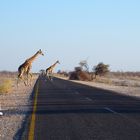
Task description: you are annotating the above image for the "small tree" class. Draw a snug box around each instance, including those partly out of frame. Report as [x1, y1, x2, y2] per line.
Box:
[93, 62, 109, 78]
[79, 60, 89, 72]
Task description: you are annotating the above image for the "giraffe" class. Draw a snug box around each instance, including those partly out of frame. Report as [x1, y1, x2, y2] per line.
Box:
[46, 60, 60, 81]
[17, 49, 44, 86]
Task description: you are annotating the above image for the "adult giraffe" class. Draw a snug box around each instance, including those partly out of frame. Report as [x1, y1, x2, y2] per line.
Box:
[46, 60, 60, 81]
[17, 49, 44, 86]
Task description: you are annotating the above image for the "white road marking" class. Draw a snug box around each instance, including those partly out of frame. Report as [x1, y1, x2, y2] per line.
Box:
[75, 91, 93, 101]
[85, 97, 93, 101]
[105, 107, 117, 114]
[104, 107, 140, 127]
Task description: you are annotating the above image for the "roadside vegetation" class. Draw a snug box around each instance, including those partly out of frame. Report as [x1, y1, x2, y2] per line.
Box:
[0, 71, 39, 94]
[0, 79, 13, 94]
[57, 60, 140, 88]
[0, 71, 15, 94]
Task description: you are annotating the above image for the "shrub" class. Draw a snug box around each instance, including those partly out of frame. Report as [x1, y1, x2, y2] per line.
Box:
[93, 62, 110, 78]
[69, 70, 91, 81]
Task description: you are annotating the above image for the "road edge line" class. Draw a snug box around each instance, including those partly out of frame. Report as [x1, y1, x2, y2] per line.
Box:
[28, 81, 39, 140]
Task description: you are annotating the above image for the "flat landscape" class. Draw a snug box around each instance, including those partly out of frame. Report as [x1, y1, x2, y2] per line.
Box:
[0, 72, 140, 139]
[1, 1, 140, 140]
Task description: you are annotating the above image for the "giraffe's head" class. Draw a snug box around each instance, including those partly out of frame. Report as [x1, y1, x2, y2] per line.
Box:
[56, 60, 60, 64]
[38, 49, 44, 56]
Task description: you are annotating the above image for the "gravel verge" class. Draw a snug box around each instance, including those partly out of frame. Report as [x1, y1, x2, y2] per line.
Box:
[0, 77, 38, 140]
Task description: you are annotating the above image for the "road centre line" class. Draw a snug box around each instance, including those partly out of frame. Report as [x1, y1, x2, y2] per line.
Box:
[74, 91, 93, 101]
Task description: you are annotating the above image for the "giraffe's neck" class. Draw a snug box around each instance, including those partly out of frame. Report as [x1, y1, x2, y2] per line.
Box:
[51, 62, 58, 69]
[26, 52, 40, 64]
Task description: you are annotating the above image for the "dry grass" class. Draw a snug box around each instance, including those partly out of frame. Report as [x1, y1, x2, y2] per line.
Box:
[0, 71, 39, 94]
[0, 79, 13, 94]
[92, 76, 140, 87]
[93, 77, 112, 85]
[0, 72, 17, 94]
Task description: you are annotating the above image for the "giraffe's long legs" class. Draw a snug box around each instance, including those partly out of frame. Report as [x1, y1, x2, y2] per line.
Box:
[27, 73, 33, 86]
[50, 73, 53, 81]
[46, 72, 53, 81]
[17, 76, 27, 87]
[24, 78, 28, 86]
[17, 77, 20, 87]
[17, 70, 29, 87]
[17, 73, 33, 86]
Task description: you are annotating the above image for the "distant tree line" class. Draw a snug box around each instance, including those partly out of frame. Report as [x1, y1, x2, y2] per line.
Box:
[57, 60, 140, 81]
[79, 60, 110, 78]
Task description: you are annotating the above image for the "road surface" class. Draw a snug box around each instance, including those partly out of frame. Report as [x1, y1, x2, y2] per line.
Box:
[25, 76, 140, 140]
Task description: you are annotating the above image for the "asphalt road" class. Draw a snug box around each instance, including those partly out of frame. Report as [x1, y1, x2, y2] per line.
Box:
[27, 76, 140, 140]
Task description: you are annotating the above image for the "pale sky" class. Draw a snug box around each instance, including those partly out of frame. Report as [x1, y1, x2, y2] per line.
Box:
[0, 0, 140, 72]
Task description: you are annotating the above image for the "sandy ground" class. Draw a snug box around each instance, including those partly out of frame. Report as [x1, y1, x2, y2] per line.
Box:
[56, 76, 140, 98]
[0, 76, 38, 140]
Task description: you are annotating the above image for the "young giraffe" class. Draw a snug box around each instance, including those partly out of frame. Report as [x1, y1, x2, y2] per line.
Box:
[46, 60, 60, 81]
[18, 49, 44, 86]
